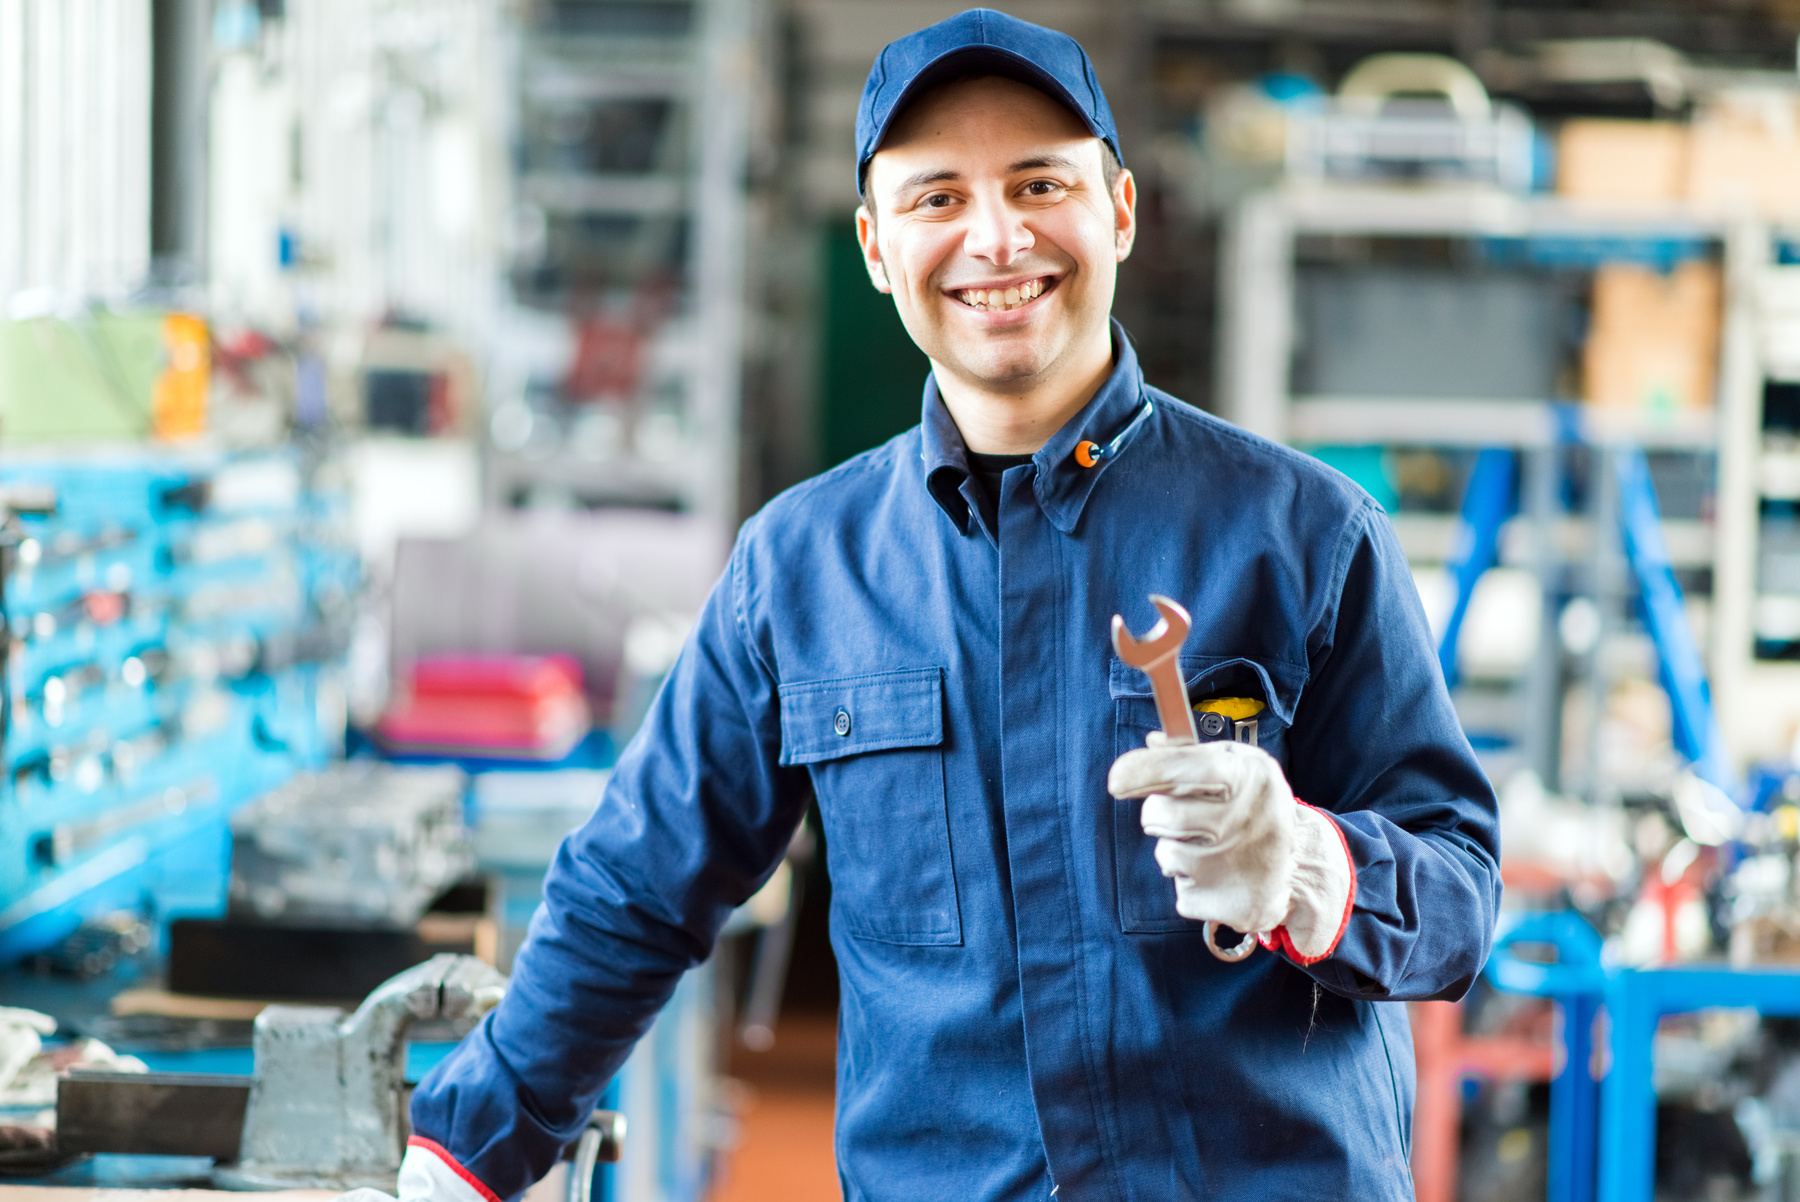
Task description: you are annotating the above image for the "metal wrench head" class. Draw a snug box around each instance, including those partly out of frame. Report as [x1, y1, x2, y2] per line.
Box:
[1110, 594, 1192, 667]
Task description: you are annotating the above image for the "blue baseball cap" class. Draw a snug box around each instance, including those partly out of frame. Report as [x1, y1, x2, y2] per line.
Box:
[855, 9, 1121, 197]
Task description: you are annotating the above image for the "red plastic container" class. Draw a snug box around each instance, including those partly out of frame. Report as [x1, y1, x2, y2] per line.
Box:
[376, 654, 590, 760]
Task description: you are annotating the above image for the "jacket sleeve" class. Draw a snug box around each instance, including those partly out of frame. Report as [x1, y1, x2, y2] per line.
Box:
[1283, 498, 1502, 1003]
[408, 531, 808, 1200]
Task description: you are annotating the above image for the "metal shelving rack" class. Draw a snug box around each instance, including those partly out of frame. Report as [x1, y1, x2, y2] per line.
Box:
[485, 0, 757, 532]
[1215, 182, 1776, 785]
[1219, 185, 1741, 449]
[1716, 225, 1800, 772]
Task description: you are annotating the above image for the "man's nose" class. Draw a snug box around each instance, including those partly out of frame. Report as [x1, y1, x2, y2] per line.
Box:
[961, 194, 1033, 265]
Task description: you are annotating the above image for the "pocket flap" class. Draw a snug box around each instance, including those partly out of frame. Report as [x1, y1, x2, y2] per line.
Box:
[779, 667, 944, 765]
[1108, 655, 1305, 731]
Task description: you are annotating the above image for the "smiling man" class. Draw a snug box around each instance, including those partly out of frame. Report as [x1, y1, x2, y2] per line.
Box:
[402, 11, 1501, 1202]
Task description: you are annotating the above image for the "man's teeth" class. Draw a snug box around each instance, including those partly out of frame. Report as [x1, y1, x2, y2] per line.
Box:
[958, 279, 1046, 311]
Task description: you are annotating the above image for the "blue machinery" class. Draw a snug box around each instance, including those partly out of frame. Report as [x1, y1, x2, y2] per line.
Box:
[0, 452, 352, 961]
[1490, 913, 1800, 1202]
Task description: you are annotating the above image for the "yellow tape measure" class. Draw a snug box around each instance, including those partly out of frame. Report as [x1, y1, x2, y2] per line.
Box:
[1193, 697, 1264, 721]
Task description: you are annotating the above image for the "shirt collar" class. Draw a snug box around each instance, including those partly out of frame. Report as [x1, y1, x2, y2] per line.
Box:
[920, 318, 1149, 536]
[922, 381, 976, 534]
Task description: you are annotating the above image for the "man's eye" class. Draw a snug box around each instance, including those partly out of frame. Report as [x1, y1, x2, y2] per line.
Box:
[1024, 180, 1061, 196]
[923, 193, 956, 209]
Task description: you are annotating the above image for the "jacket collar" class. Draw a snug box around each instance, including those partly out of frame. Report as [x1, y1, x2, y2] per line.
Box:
[921, 318, 1149, 537]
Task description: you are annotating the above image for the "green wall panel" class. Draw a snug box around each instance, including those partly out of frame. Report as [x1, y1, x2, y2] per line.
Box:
[819, 220, 932, 468]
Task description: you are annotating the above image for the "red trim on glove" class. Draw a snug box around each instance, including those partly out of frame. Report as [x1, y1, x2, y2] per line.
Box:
[408, 1136, 503, 1202]
[1262, 799, 1357, 968]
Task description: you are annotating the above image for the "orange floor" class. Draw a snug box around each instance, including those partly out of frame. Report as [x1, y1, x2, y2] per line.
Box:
[710, 1015, 840, 1202]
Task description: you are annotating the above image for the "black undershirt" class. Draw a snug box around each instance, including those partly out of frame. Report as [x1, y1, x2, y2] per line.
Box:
[965, 451, 1036, 505]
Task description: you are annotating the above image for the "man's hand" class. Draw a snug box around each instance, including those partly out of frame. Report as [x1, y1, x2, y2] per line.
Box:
[1107, 735, 1354, 964]
[335, 1142, 494, 1202]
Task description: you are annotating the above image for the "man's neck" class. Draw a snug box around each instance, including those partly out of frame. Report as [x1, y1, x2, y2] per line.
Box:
[932, 327, 1116, 455]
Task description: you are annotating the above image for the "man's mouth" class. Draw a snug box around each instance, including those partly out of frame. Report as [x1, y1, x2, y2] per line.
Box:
[952, 276, 1054, 312]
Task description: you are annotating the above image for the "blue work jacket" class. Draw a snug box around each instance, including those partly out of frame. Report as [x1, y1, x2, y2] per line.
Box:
[412, 323, 1502, 1201]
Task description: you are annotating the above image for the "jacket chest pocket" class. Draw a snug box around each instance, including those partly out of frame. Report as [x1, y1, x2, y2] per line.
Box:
[1110, 654, 1305, 934]
[779, 667, 961, 946]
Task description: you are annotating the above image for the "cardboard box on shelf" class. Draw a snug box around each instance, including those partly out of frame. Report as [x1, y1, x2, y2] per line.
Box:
[1557, 119, 1688, 205]
[1687, 92, 1800, 215]
[1583, 259, 1721, 412]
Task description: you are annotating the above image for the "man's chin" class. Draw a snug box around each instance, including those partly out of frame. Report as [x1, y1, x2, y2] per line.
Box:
[934, 339, 1060, 393]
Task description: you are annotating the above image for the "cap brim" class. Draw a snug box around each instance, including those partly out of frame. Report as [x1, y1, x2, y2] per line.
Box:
[860, 45, 1111, 193]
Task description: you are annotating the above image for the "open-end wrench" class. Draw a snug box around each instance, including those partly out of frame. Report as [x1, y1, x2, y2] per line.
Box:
[1111, 594, 1255, 963]
[1110, 595, 1198, 745]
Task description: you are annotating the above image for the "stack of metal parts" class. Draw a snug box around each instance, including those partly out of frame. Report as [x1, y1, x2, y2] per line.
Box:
[228, 763, 472, 927]
[164, 763, 474, 1001]
[0, 452, 356, 963]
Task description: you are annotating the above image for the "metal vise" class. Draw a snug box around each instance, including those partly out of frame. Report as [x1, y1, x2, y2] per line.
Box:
[217, 953, 506, 1191]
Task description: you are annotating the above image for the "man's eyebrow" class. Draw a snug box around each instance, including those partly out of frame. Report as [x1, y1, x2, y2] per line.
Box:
[896, 168, 961, 192]
[1009, 152, 1082, 173]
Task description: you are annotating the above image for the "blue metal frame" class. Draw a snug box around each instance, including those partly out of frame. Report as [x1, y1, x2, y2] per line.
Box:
[1437, 447, 1516, 689]
[1489, 913, 1605, 1202]
[1489, 914, 1800, 1202]
[1612, 447, 1736, 794]
[1596, 966, 1800, 1202]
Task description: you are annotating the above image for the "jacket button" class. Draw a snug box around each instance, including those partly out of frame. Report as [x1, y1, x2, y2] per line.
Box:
[833, 707, 852, 736]
[1197, 711, 1227, 737]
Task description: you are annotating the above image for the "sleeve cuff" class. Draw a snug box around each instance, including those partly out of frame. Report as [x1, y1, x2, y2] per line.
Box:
[1258, 800, 1356, 967]
[401, 1137, 503, 1202]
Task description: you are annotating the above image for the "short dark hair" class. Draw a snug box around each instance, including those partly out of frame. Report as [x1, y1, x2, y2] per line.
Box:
[858, 72, 1124, 207]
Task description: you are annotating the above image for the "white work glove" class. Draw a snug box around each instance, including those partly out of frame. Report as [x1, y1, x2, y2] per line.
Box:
[337, 1141, 495, 1202]
[1107, 734, 1355, 964]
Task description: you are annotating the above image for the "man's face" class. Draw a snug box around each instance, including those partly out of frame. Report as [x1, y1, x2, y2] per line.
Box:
[857, 76, 1135, 395]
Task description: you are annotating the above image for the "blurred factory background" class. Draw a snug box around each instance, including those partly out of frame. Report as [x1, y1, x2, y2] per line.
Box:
[9, 1, 1800, 1200]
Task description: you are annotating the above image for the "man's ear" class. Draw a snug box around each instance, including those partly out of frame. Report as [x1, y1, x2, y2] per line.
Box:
[1112, 168, 1138, 262]
[855, 204, 893, 294]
